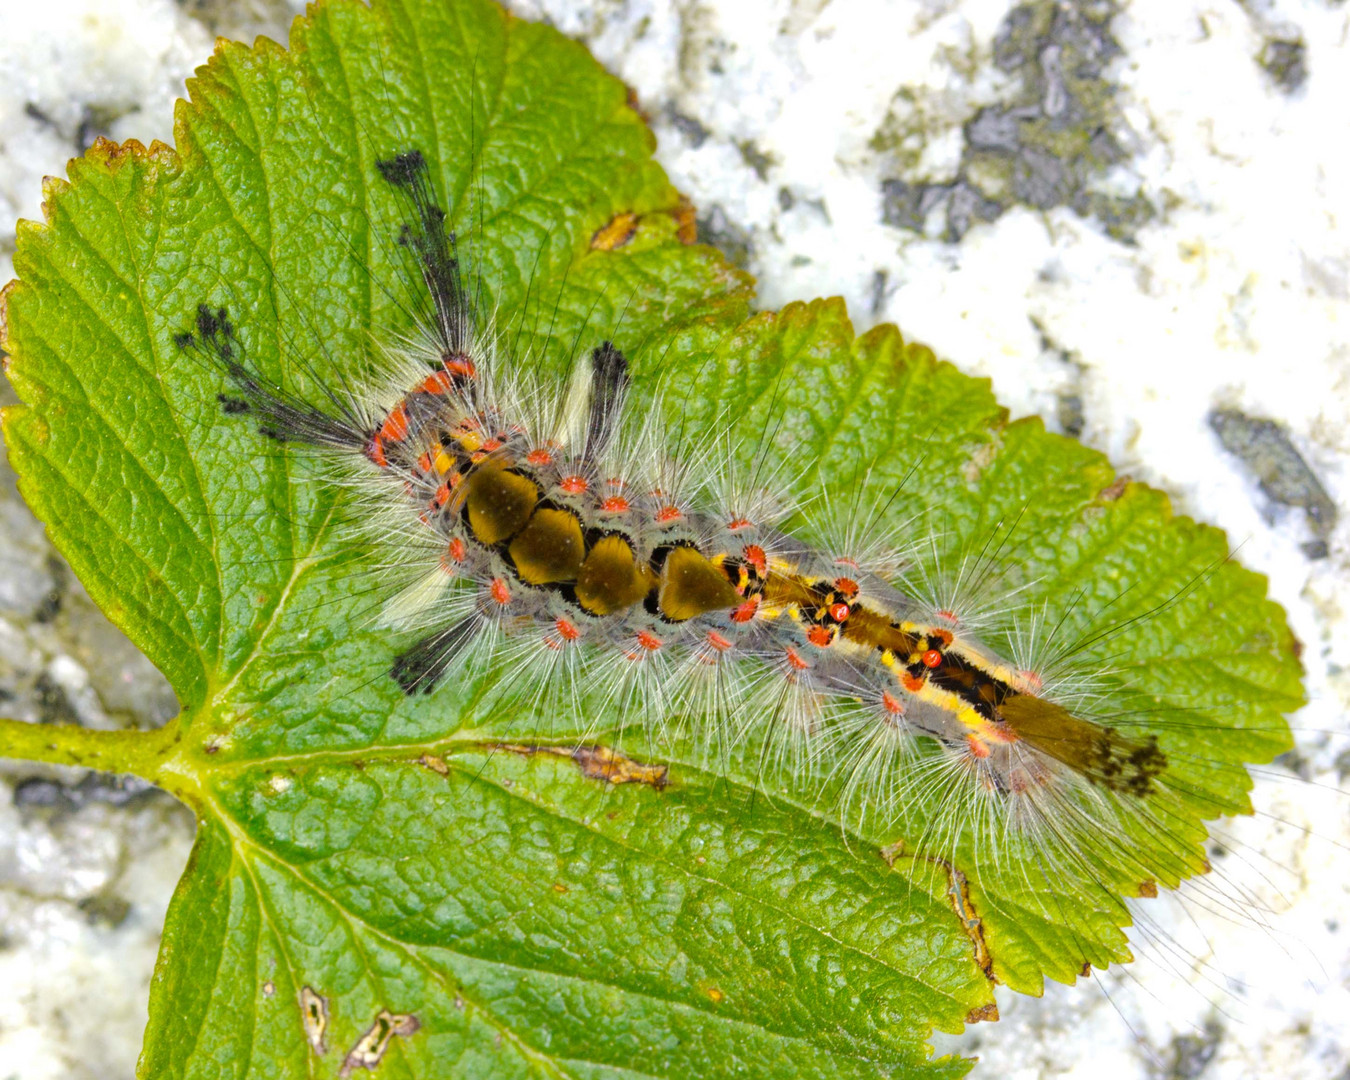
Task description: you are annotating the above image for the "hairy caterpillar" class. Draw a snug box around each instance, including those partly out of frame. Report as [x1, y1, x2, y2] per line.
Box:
[177, 143, 1261, 958]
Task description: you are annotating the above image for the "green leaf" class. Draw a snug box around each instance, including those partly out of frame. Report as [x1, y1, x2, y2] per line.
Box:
[0, 0, 1301, 1076]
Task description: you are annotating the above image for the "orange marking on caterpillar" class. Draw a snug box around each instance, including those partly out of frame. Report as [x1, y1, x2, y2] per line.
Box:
[1017, 669, 1044, 691]
[828, 602, 850, 622]
[931, 628, 953, 646]
[881, 691, 905, 716]
[807, 625, 833, 648]
[560, 475, 588, 495]
[706, 630, 733, 652]
[966, 733, 991, 759]
[490, 578, 511, 605]
[379, 402, 410, 443]
[602, 496, 630, 513]
[937, 609, 959, 624]
[417, 450, 433, 473]
[731, 597, 759, 623]
[434, 483, 451, 507]
[655, 505, 683, 523]
[785, 647, 810, 671]
[636, 630, 663, 651]
[902, 672, 925, 692]
[728, 517, 753, 531]
[482, 437, 503, 452]
[834, 577, 858, 598]
[743, 545, 767, 574]
[527, 448, 553, 466]
[365, 435, 388, 468]
[419, 370, 453, 394]
[444, 355, 476, 379]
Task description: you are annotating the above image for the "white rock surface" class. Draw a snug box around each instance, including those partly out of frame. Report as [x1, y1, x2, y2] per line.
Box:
[1, 0, 1346, 1077]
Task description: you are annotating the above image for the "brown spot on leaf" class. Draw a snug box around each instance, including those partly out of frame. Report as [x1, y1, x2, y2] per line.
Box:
[496, 743, 668, 789]
[591, 211, 639, 251]
[966, 1001, 999, 1024]
[419, 754, 449, 776]
[552, 882, 568, 894]
[300, 986, 328, 1055]
[674, 198, 698, 244]
[706, 986, 724, 1004]
[1138, 879, 1158, 898]
[1097, 475, 1130, 502]
[263, 980, 275, 998]
[339, 1009, 420, 1076]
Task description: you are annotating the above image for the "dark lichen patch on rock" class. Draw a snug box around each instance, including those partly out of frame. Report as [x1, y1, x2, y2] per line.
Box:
[1209, 407, 1336, 558]
[697, 205, 754, 269]
[1258, 36, 1308, 93]
[876, 0, 1155, 243]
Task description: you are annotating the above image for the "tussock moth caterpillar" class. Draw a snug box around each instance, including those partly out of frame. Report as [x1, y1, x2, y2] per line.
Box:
[1, 0, 1343, 1077]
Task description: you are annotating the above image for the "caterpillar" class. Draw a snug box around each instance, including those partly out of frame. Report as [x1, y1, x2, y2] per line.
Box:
[179, 146, 1219, 912]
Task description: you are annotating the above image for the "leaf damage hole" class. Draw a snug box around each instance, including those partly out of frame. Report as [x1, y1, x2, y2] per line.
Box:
[339, 1008, 420, 1076]
[299, 986, 328, 1055]
[881, 840, 997, 996]
[495, 743, 669, 789]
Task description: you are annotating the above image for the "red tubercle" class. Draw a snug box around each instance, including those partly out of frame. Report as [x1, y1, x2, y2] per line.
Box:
[730, 597, 760, 624]
[654, 504, 683, 523]
[705, 630, 733, 652]
[921, 649, 943, 669]
[635, 630, 663, 651]
[555, 617, 581, 642]
[602, 496, 630, 513]
[526, 448, 553, 467]
[440, 538, 466, 572]
[828, 602, 850, 622]
[743, 545, 767, 575]
[559, 475, 588, 495]
[727, 516, 753, 531]
[806, 625, 833, 648]
[901, 672, 925, 692]
[965, 733, 991, 759]
[930, 628, 953, 646]
[833, 577, 859, 599]
[785, 647, 810, 671]
[1017, 669, 1044, 691]
[434, 483, 451, 507]
[490, 578, 512, 605]
[936, 608, 960, 625]
[881, 691, 905, 716]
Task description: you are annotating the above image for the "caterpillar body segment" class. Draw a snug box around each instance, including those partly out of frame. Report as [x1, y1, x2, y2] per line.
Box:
[175, 146, 1168, 826]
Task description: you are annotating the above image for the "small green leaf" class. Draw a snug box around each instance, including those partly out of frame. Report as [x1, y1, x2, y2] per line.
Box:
[0, 0, 1301, 1076]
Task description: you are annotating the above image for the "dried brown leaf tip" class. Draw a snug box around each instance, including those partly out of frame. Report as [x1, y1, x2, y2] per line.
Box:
[339, 1009, 420, 1076]
[590, 211, 639, 251]
[299, 986, 329, 1055]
